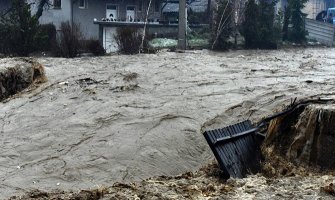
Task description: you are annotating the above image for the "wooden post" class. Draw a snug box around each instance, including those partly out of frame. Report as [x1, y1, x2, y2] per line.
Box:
[99, 24, 104, 48]
[178, 0, 187, 50]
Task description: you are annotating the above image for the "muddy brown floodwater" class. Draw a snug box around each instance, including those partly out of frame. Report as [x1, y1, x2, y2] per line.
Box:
[2, 48, 335, 199]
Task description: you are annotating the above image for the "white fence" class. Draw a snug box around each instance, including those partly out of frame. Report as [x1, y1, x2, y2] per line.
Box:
[305, 18, 335, 46]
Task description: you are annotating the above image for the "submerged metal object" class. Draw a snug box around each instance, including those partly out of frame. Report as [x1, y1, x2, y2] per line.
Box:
[203, 120, 263, 178]
[203, 98, 335, 179]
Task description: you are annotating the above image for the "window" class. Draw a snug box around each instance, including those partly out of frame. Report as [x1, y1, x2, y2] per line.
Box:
[107, 5, 117, 10]
[127, 6, 135, 11]
[106, 4, 118, 19]
[126, 6, 135, 21]
[53, 0, 61, 9]
[79, 0, 87, 9]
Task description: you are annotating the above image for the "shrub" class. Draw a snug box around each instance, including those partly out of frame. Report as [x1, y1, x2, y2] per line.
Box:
[282, 5, 291, 41]
[281, 0, 307, 43]
[35, 23, 57, 52]
[273, 11, 284, 45]
[289, 0, 308, 43]
[257, 0, 277, 49]
[86, 39, 105, 56]
[56, 21, 82, 58]
[0, 0, 41, 56]
[241, 0, 278, 49]
[188, 9, 208, 24]
[241, 0, 259, 49]
[114, 27, 142, 54]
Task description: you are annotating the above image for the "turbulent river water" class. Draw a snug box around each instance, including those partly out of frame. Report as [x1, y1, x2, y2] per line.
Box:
[2, 48, 335, 199]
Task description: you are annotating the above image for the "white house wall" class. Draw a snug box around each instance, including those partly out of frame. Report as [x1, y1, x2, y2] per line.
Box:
[303, 0, 327, 19]
[28, 0, 72, 31]
[73, 0, 162, 39]
[40, 0, 72, 30]
[73, 0, 106, 39]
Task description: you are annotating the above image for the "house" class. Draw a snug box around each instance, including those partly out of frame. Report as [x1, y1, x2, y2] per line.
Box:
[1, 0, 209, 39]
[162, 0, 210, 23]
[35, 0, 164, 39]
[71, 0, 208, 38]
[0, 0, 74, 36]
[302, 0, 331, 19]
[56, 0, 167, 39]
[32, 0, 73, 31]
[1, 0, 209, 53]
[1, 0, 163, 39]
[71, 0, 164, 39]
[276, 0, 333, 19]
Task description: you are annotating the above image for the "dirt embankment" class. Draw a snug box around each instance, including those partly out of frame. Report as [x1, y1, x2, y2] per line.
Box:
[8, 162, 335, 200]
[0, 58, 46, 102]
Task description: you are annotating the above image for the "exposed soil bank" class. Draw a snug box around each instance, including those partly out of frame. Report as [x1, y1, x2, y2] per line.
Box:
[3, 48, 335, 199]
[0, 58, 46, 102]
[8, 163, 335, 199]
[263, 101, 335, 172]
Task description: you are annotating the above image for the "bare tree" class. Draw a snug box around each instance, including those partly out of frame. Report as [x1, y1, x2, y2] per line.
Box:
[1, 0, 51, 19]
[35, 0, 51, 19]
[211, 0, 234, 49]
[140, 0, 153, 53]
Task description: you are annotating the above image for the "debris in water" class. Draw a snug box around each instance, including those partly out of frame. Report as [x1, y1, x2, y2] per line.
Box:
[0, 58, 46, 101]
[321, 183, 335, 196]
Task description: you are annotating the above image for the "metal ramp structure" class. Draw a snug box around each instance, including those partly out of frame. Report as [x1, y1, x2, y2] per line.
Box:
[203, 98, 334, 179]
[203, 120, 263, 179]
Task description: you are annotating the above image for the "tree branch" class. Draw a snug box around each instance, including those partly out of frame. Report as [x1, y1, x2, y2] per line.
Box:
[35, 0, 51, 19]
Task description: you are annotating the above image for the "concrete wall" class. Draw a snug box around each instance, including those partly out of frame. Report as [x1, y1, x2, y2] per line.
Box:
[73, 0, 161, 39]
